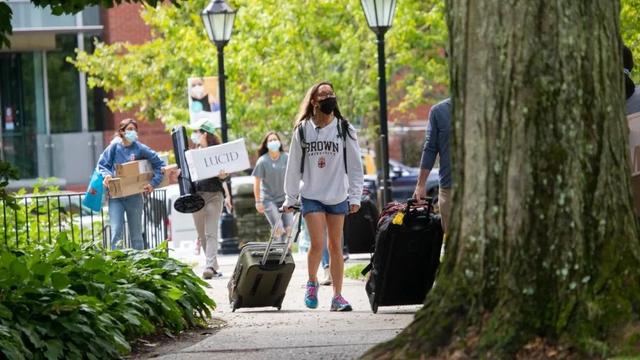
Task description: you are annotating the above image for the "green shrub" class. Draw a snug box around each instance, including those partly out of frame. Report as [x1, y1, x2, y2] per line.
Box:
[0, 234, 215, 359]
[344, 263, 367, 281]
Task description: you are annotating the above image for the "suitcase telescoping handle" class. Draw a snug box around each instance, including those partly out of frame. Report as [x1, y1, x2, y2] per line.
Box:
[261, 205, 302, 266]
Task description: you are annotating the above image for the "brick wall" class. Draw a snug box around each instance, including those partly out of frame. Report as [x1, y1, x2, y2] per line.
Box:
[101, 4, 151, 45]
[384, 103, 431, 166]
[100, 5, 173, 153]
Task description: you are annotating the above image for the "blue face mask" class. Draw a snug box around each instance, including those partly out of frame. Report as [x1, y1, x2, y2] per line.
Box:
[124, 130, 138, 143]
[267, 140, 281, 152]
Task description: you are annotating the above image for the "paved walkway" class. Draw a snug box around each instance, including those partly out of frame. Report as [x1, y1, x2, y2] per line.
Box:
[154, 245, 420, 360]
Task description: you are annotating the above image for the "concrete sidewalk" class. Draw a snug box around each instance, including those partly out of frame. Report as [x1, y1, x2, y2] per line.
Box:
[155, 246, 420, 360]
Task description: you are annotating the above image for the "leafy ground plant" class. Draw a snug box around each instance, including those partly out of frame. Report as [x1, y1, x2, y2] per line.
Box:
[0, 234, 215, 359]
[344, 263, 367, 281]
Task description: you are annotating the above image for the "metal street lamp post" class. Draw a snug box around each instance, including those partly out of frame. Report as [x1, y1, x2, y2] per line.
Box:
[201, 0, 235, 143]
[201, 0, 239, 254]
[361, 0, 397, 206]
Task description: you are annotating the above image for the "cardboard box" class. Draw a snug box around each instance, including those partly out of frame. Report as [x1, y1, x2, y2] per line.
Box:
[185, 138, 250, 181]
[158, 164, 180, 188]
[115, 160, 152, 178]
[108, 173, 153, 198]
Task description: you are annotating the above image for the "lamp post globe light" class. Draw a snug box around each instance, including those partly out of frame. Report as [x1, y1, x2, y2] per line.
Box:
[361, 0, 397, 206]
[201, 0, 239, 254]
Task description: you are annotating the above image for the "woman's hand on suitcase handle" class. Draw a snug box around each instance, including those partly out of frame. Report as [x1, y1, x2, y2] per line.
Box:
[255, 201, 265, 213]
[349, 204, 360, 214]
[281, 205, 300, 213]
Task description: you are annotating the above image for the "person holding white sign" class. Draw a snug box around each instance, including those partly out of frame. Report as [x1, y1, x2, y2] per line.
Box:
[189, 119, 232, 279]
[283, 82, 364, 312]
[252, 131, 292, 243]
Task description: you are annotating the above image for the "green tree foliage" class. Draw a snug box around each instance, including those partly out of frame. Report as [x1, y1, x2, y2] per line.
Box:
[621, 0, 640, 82]
[71, 0, 640, 149]
[71, 0, 448, 147]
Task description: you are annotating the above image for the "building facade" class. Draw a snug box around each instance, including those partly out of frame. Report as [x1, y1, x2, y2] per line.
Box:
[2, 2, 170, 191]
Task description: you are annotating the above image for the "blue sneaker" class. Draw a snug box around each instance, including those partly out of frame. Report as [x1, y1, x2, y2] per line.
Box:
[305, 281, 319, 309]
[330, 295, 352, 312]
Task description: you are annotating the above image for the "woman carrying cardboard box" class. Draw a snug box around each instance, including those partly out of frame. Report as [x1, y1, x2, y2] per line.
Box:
[97, 118, 165, 250]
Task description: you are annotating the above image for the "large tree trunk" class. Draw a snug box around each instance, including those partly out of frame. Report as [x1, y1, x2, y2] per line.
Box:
[363, 1, 640, 358]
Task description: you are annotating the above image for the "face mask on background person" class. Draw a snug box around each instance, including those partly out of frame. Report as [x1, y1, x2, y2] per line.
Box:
[124, 130, 138, 143]
[191, 132, 201, 145]
[318, 97, 337, 115]
[267, 140, 281, 152]
[191, 85, 205, 99]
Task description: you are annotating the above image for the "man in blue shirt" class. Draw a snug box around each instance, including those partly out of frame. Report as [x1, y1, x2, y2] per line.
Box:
[413, 98, 452, 233]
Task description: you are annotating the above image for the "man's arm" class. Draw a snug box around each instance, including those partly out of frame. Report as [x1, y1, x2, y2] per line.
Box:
[413, 168, 431, 200]
[413, 107, 439, 200]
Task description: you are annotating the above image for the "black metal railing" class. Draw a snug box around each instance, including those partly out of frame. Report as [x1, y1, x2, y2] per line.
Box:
[0, 190, 168, 251]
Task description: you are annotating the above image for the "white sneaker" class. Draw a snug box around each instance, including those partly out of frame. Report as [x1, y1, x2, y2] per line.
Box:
[320, 268, 332, 286]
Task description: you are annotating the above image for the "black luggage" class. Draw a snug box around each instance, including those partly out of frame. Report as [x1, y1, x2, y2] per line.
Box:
[227, 209, 301, 311]
[362, 198, 443, 313]
[343, 195, 379, 254]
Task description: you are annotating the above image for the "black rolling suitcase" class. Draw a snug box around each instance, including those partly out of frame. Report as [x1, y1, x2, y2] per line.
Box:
[362, 198, 443, 313]
[227, 209, 301, 312]
[343, 195, 379, 254]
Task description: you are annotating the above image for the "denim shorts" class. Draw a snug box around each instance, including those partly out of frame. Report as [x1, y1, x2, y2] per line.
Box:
[301, 197, 349, 216]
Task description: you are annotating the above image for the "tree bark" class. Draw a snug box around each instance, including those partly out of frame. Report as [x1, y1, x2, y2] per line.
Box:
[363, 0, 640, 358]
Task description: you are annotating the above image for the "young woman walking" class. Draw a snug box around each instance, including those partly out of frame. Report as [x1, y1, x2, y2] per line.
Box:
[252, 131, 293, 242]
[283, 82, 364, 311]
[189, 119, 232, 279]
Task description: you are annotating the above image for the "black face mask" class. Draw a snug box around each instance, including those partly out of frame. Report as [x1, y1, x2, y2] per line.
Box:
[318, 97, 337, 115]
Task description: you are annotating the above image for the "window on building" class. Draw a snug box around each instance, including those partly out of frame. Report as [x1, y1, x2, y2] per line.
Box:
[48, 34, 82, 133]
[0, 52, 41, 178]
[84, 35, 108, 131]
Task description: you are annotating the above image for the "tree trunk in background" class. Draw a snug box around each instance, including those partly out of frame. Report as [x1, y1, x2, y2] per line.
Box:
[363, 0, 640, 358]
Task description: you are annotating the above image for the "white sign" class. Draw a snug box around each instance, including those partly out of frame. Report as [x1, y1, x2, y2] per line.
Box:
[185, 138, 251, 181]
